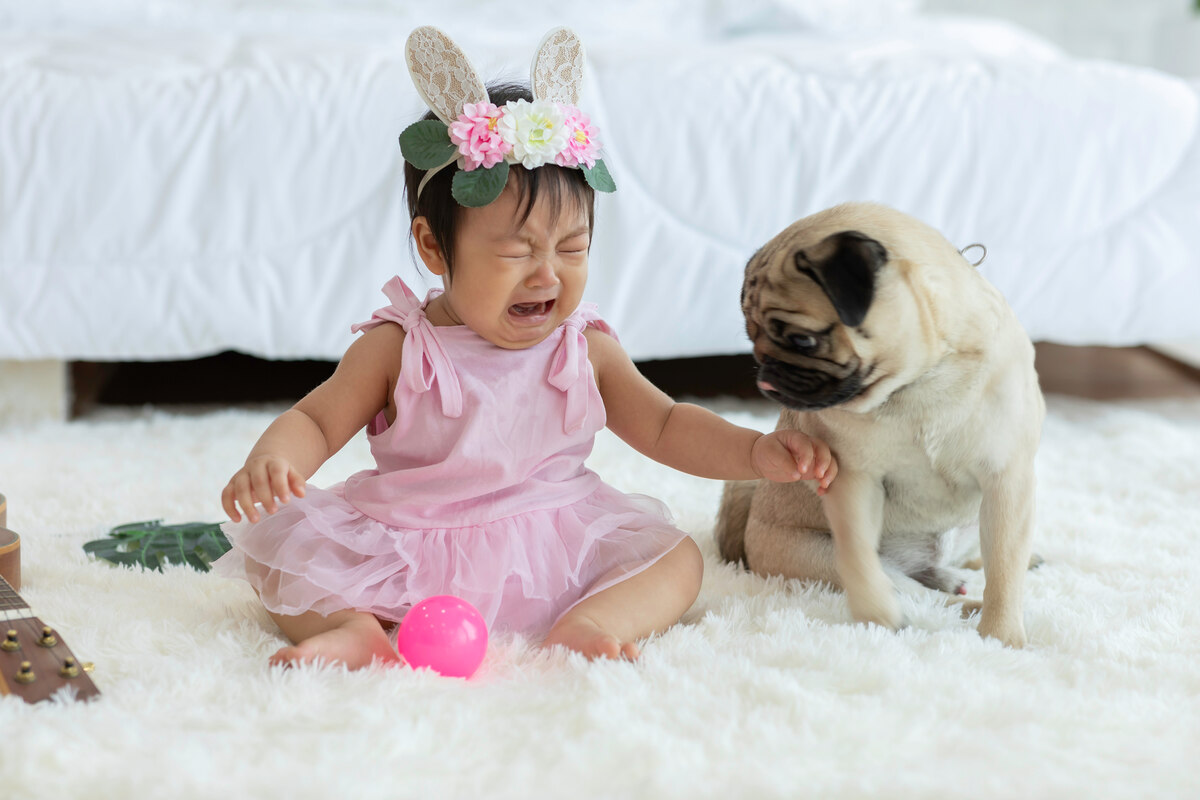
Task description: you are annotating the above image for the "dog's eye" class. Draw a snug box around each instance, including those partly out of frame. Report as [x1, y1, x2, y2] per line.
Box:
[789, 334, 819, 352]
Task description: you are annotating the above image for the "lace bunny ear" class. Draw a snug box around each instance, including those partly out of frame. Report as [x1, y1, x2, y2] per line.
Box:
[405, 26, 489, 124]
[530, 27, 585, 105]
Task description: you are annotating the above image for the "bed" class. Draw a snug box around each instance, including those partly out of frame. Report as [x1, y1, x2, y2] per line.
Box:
[1, 0, 1198, 370]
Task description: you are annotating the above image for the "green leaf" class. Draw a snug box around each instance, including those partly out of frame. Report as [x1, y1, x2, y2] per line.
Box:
[452, 161, 510, 207]
[399, 120, 457, 169]
[582, 159, 616, 193]
[83, 520, 232, 573]
[82, 538, 122, 560]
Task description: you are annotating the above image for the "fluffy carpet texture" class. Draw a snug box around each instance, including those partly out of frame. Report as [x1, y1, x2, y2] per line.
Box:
[0, 395, 1197, 799]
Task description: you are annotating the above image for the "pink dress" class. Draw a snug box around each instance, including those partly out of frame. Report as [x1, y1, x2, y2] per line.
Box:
[213, 277, 688, 637]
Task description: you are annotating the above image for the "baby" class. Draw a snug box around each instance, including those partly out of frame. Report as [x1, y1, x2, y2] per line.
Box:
[215, 27, 837, 669]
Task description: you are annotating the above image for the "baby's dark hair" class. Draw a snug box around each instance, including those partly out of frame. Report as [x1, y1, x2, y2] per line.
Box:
[404, 83, 596, 276]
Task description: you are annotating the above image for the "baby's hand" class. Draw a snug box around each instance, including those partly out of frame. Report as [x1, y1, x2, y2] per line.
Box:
[751, 430, 838, 494]
[221, 455, 307, 523]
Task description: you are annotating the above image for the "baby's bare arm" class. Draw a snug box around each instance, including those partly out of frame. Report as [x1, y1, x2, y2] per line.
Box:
[585, 328, 836, 486]
[222, 324, 404, 522]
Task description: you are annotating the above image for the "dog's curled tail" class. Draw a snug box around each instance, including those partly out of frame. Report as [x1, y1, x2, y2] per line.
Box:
[714, 480, 758, 565]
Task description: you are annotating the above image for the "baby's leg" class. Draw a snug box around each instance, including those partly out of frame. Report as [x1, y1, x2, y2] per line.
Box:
[267, 607, 401, 670]
[543, 537, 703, 661]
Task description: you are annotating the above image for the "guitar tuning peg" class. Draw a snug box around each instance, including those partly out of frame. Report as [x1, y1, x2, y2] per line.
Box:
[14, 660, 35, 684]
[38, 626, 57, 648]
[1, 629, 17, 652]
[59, 657, 80, 679]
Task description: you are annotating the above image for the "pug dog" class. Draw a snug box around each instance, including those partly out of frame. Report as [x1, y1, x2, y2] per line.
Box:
[715, 202, 1044, 648]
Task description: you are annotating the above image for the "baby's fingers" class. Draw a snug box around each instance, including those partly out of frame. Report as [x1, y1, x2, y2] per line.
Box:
[814, 443, 839, 495]
[269, 461, 295, 506]
[241, 489, 263, 522]
[227, 472, 261, 523]
[781, 432, 816, 476]
[249, 469, 281, 516]
[289, 468, 307, 500]
[821, 458, 838, 491]
[221, 483, 242, 522]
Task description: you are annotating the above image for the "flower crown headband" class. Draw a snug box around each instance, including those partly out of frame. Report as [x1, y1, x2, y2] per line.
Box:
[399, 26, 616, 208]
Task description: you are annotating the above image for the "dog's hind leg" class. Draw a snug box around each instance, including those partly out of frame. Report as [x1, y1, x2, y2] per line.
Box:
[714, 480, 758, 565]
[745, 524, 843, 588]
[908, 566, 969, 596]
[741, 475, 906, 630]
[880, 528, 970, 596]
[741, 481, 842, 587]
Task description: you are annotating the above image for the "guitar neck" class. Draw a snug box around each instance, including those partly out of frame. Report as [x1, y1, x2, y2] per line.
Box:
[0, 574, 31, 620]
[0, 573, 101, 703]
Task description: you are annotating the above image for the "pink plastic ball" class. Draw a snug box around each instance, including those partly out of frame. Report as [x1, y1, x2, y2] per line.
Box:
[396, 595, 488, 678]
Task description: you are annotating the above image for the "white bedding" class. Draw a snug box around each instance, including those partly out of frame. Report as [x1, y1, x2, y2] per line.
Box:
[1, 3, 1198, 362]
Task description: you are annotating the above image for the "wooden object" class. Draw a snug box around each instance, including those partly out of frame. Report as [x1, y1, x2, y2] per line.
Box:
[1033, 344, 1200, 399]
[0, 546, 100, 703]
[0, 528, 18, 591]
[0, 501, 100, 703]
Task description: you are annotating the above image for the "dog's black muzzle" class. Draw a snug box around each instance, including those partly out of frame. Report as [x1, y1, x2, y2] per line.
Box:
[756, 355, 865, 410]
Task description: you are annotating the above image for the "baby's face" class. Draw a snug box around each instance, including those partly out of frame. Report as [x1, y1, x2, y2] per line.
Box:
[429, 178, 590, 349]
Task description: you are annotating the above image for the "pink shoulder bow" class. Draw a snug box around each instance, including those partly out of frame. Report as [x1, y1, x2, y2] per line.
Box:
[350, 277, 463, 418]
[547, 304, 614, 434]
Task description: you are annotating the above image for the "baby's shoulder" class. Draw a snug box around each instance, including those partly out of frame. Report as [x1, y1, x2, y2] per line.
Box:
[581, 320, 617, 346]
[354, 318, 408, 350]
[580, 319, 614, 340]
[342, 320, 407, 385]
[582, 321, 624, 375]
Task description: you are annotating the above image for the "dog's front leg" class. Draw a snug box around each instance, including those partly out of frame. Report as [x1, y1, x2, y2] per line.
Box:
[976, 465, 1035, 648]
[822, 472, 900, 629]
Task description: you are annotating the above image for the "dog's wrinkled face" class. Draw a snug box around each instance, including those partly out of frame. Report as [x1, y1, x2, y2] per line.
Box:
[742, 227, 889, 411]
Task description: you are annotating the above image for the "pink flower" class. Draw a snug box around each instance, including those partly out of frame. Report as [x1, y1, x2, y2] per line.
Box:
[448, 102, 512, 171]
[554, 105, 601, 169]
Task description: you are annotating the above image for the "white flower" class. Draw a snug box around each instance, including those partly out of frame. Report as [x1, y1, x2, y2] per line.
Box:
[498, 99, 570, 169]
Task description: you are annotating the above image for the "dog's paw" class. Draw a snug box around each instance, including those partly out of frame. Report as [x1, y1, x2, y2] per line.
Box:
[910, 565, 970, 596]
[955, 598, 983, 619]
[846, 579, 903, 630]
[977, 610, 1027, 649]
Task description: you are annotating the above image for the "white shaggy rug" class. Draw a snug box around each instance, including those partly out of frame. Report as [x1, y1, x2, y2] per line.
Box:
[1, 395, 1198, 799]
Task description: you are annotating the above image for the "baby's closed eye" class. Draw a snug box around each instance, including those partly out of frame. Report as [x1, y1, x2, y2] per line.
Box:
[558, 234, 589, 253]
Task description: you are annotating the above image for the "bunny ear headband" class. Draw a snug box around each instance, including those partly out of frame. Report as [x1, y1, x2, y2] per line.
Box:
[399, 26, 616, 208]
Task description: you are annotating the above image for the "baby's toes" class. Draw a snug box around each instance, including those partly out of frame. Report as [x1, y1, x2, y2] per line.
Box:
[269, 645, 306, 668]
[586, 633, 623, 661]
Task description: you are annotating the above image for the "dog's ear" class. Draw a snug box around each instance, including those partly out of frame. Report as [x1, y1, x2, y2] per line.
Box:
[793, 231, 887, 327]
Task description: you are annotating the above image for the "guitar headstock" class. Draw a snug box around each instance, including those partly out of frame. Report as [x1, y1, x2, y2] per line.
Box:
[0, 575, 100, 703]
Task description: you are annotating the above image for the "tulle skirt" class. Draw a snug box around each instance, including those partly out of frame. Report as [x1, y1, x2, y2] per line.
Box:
[212, 482, 689, 638]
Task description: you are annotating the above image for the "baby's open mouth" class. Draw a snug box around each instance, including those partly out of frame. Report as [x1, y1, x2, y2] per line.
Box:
[510, 299, 554, 317]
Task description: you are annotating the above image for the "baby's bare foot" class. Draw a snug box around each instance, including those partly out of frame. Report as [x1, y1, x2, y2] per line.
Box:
[544, 614, 639, 661]
[270, 616, 401, 670]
